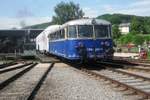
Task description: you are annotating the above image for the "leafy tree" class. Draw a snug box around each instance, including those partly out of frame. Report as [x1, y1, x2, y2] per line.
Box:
[132, 35, 144, 45]
[144, 35, 150, 42]
[97, 14, 150, 34]
[52, 2, 84, 24]
[143, 19, 150, 34]
[97, 14, 135, 25]
[131, 17, 140, 33]
[118, 33, 150, 46]
[130, 17, 147, 34]
[123, 33, 133, 44]
[112, 24, 121, 39]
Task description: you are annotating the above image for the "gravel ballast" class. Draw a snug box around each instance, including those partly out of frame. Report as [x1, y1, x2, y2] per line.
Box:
[124, 68, 150, 78]
[0, 63, 50, 100]
[0, 65, 31, 84]
[35, 63, 138, 100]
[0, 63, 23, 71]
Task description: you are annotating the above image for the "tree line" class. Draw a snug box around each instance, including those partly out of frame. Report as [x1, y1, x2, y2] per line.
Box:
[98, 14, 150, 45]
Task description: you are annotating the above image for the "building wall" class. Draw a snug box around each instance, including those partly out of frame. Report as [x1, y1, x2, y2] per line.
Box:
[119, 26, 130, 34]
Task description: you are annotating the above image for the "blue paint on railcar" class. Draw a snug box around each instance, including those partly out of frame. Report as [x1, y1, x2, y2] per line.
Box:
[49, 39, 113, 60]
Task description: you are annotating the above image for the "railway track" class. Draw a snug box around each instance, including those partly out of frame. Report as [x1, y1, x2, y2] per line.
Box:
[99, 60, 150, 71]
[0, 63, 37, 90]
[114, 57, 150, 65]
[125, 66, 150, 72]
[81, 69, 150, 99]
[27, 63, 54, 100]
[0, 62, 33, 74]
[67, 60, 150, 100]
[0, 55, 149, 99]
[0, 62, 17, 69]
[80, 67, 150, 99]
[0, 62, 54, 99]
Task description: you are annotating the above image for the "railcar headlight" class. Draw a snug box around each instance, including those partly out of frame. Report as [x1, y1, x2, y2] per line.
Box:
[78, 42, 84, 47]
[75, 42, 84, 48]
[105, 41, 110, 46]
[101, 41, 104, 45]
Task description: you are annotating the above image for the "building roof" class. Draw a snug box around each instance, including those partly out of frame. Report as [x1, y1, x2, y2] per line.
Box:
[0, 29, 43, 38]
[119, 23, 130, 27]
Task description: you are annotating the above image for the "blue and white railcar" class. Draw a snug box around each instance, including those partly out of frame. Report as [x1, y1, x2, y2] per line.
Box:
[48, 18, 114, 61]
[36, 25, 61, 53]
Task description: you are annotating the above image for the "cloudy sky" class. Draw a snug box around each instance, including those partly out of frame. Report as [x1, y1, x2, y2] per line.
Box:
[0, 0, 150, 29]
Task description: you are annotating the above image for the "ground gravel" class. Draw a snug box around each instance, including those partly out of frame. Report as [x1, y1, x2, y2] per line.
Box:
[0, 63, 50, 100]
[124, 68, 150, 78]
[0, 65, 30, 84]
[0, 63, 23, 71]
[35, 63, 138, 100]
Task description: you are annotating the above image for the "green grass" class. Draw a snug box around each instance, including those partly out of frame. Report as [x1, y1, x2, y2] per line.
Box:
[147, 51, 150, 59]
[130, 47, 139, 53]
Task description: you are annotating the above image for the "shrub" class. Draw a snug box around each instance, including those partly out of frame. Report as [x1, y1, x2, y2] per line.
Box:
[132, 35, 144, 45]
[117, 33, 150, 46]
[118, 33, 134, 45]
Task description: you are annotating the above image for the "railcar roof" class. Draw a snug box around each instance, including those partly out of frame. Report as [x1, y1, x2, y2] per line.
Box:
[44, 25, 61, 36]
[36, 25, 61, 39]
[62, 18, 111, 27]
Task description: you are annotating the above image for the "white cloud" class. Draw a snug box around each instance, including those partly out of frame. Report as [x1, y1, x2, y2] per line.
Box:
[102, 0, 150, 16]
[130, 0, 150, 7]
[0, 17, 51, 29]
[81, 0, 150, 17]
[103, 5, 114, 12]
[83, 7, 99, 18]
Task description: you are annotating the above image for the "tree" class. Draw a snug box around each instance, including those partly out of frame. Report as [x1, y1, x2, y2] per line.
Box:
[132, 35, 144, 45]
[143, 18, 150, 34]
[112, 25, 121, 39]
[52, 2, 84, 24]
[130, 17, 144, 34]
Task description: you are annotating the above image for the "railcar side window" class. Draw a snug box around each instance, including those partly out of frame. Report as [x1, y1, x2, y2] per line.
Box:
[57, 31, 61, 39]
[68, 26, 77, 38]
[109, 25, 112, 37]
[60, 29, 65, 39]
[78, 25, 93, 38]
[94, 25, 109, 38]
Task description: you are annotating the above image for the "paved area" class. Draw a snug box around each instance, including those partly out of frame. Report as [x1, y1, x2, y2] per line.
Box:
[36, 53, 60, 63]
[114, 52, 139, 58]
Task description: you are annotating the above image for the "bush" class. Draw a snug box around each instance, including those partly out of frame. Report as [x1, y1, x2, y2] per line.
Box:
[118, 33, 134, 45]
[118, 33, 150, 46]
[144, 35, 150, 41]
[132, 35, 144, 45]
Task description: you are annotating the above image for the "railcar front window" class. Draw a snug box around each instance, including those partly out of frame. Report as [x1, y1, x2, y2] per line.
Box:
[94, 25, 109, 38]
[68, 26, 77, 38]
[78, 25, 93, 38]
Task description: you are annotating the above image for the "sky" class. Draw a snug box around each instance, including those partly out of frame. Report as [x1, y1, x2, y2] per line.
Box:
[0, 0, 150, 29]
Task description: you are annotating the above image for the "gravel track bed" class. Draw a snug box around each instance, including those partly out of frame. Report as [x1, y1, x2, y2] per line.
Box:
[135, 66, 150, 69]
[35, 63, 138, 100]
[94, 69, 150, 98]
[0, 65, 31, 84]
[0, 63, 23, 71]
[0, 63, 50, 100]
[119, 69, 150, 78]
